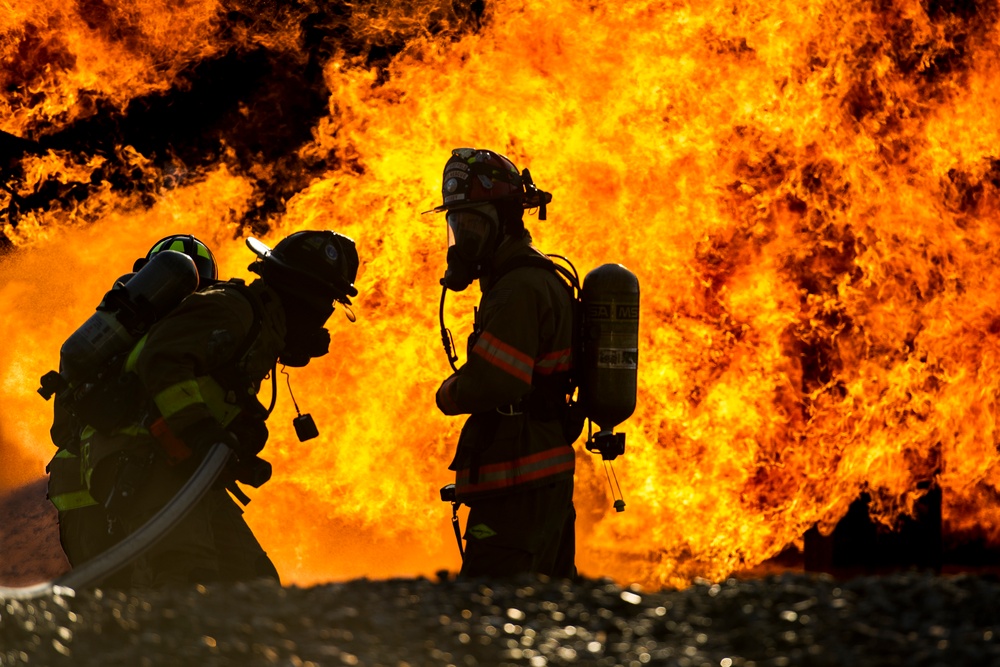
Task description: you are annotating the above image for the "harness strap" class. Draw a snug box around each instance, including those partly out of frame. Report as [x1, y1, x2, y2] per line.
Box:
[488, 254, 579, 422]
[209, 280, 270, 419]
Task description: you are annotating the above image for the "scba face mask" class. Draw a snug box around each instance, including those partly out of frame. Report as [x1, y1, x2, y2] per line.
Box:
[442, 205, 500, 292]
[278, 296, 335, 367]
[280, 326, 331, 367]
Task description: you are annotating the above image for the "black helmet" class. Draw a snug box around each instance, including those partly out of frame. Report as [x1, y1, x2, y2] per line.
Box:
[135, 234, 219, 289]
[246, 230, 359, 307]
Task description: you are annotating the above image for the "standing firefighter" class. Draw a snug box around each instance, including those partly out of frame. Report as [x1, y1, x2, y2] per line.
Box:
[429, 148, 581, 579]
[56, 230, 359, 588]
[45, 234, 220, 588]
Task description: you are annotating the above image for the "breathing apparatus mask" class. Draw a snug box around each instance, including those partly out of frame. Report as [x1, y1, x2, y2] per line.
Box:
[277, 290, 335, 367]
[246, 231, 358, 367]
[442, 204, 501, 292]
[249, 263, 344, 367]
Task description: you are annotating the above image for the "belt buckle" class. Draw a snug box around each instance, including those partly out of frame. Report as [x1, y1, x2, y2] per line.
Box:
[496, 404, 523, 417]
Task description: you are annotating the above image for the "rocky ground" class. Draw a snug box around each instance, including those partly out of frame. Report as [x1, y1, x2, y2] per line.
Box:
[3, 480, 999, 666]
[2, 569, 1000, 666]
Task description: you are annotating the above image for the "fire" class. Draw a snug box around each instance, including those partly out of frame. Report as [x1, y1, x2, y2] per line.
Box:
[4, 0, 1000, 589]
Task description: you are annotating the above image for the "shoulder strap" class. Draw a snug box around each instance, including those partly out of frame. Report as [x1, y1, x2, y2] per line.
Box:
[218, 279, 265, 364]
[210, 280, 275, 419]
[492, 253, 583, 418]
[493, 254, 580, 296]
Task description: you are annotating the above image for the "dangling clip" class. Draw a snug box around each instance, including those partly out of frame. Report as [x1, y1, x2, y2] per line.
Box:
[586, 421, 627, 512]
[281, 366, 319, 442]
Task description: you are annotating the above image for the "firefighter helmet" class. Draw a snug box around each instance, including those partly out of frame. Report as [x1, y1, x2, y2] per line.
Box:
[428, 148, 525, 213]
[134, 234, 218, 289]
[246, 230, 359, 306]
[425, 147, 552, 218]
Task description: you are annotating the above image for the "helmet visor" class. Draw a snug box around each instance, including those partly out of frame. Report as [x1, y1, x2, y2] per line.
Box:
[446, 207, 497, 261]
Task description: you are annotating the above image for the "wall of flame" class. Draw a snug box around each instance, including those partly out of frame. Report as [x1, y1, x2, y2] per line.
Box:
[3, 0, 1000, 589]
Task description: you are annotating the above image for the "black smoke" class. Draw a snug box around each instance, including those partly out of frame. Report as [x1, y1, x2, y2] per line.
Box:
[0, 0, 485, 251]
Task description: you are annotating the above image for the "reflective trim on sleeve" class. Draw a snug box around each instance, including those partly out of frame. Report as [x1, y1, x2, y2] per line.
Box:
[472, 331, 533, 384]
[196, 376, 242, 427]
[535, 347, 572, 375]
[154, 379, 206, 419]
[50, 490, 99, 511]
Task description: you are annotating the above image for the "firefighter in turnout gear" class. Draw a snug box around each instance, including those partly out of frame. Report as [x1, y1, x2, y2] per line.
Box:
[45, 234, 220, 588]
[74, 230, 359, 588]
[430, 148, 579, 578]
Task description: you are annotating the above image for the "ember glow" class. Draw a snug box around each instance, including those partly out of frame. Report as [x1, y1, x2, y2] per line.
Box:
[3, 0, 1000, 589]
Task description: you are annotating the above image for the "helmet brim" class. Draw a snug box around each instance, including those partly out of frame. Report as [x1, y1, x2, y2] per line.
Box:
[422, 199, 514, 215]
[423, 192, 551, 216]
[421, 202, 466, 215]
[246, 236, 274, 259]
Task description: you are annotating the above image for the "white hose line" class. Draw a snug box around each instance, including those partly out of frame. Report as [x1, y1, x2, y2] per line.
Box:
[0, 443, 232, 600]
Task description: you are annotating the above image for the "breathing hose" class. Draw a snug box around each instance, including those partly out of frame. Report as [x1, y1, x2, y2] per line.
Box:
[439, 284, 459, 372]
[0, 443, 232, 600]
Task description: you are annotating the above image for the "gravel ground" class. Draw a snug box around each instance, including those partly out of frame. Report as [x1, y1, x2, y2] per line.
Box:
[2, 571, 999, 666]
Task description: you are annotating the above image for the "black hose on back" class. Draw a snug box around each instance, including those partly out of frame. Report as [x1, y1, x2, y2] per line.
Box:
[439, 285, 459, 373]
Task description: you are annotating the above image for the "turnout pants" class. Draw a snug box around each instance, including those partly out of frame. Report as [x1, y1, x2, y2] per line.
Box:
[459, 479, 576, 579]
[92, 453, 278, 589]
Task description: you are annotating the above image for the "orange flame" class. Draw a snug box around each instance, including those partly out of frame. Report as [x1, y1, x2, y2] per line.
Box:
[4, 0, 1000, 588]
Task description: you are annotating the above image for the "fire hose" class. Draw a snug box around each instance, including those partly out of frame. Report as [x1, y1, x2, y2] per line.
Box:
[0, 443, 232, 600]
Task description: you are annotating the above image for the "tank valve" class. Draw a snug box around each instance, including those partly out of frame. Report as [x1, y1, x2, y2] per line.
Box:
[586, 430, 625, 461]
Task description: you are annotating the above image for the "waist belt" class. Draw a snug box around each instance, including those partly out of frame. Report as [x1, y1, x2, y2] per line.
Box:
[497, 390, 564, 421]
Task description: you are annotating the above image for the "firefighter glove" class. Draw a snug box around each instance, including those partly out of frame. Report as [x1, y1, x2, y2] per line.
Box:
[226, 412, 269, 457]
[233, 455, 273, 488]
[178, 417, 240, 457]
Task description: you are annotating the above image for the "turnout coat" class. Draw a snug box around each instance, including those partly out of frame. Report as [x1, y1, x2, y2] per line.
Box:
[436, 233, 577, 503]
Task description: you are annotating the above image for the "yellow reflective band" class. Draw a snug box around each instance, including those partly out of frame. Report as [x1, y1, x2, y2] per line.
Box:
[152, 240, 167, 253]
[168, 239, 186, 252]
[154, 380, 206, 419]
[124, 334, 149, 373]
[55, 448, 77, 459]
[50, 490, 98, 511]
[196, 376, 242, 427]
[196, 243, 210, 259]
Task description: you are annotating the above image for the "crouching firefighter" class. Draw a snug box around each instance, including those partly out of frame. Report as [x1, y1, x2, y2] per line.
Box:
[427, 148, 582, 579]
[43, 230, 360, 589]
[44, 234, 220, 589]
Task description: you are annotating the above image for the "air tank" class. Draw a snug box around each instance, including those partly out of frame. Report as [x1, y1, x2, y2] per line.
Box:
[55, 250, 199, 389]
[579, 263, 640, 432]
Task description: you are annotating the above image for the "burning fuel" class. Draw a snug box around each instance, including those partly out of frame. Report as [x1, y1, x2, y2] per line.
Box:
[3, 0, 1000, 590]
